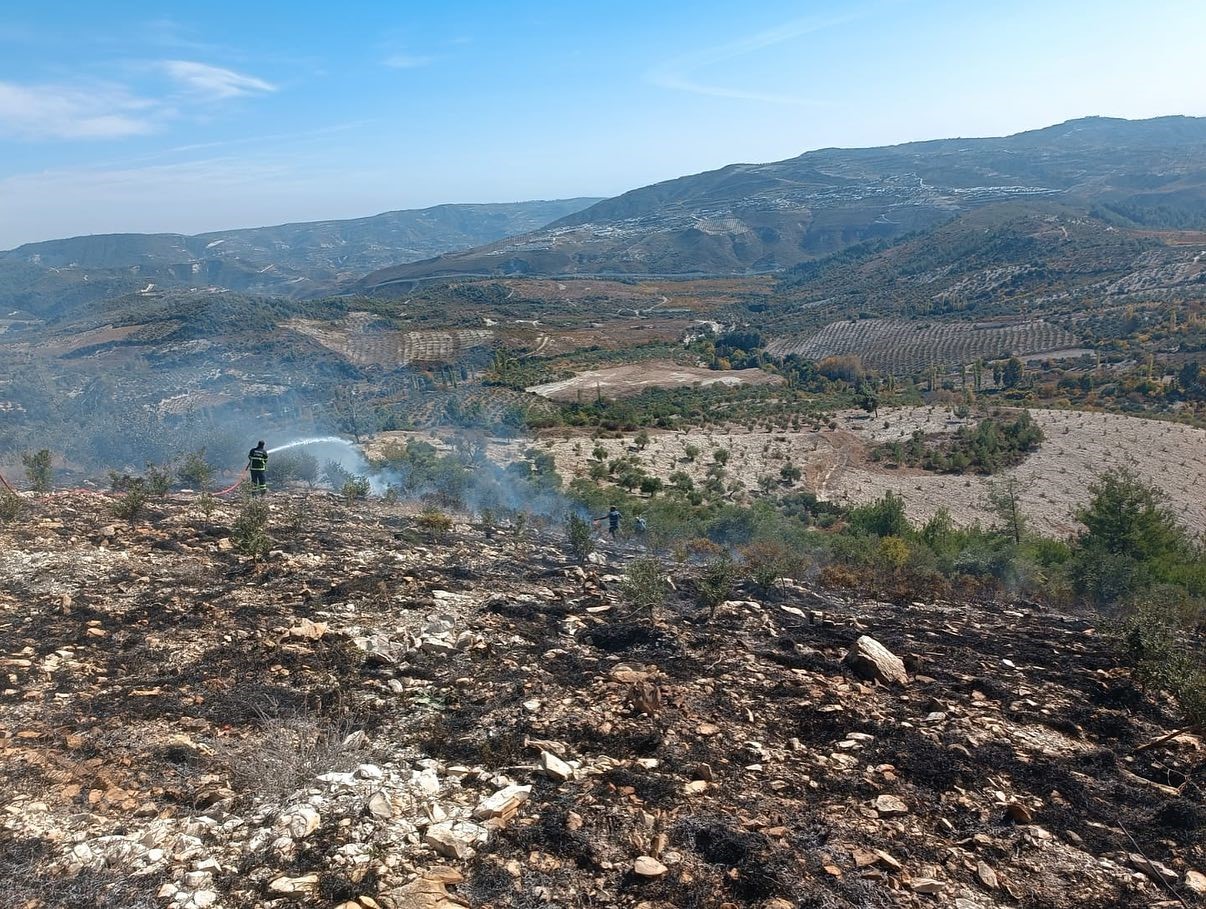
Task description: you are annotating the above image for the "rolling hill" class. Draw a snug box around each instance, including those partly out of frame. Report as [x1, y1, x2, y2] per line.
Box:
[0, 198, 602, 316]
[357, 116, 1206, 288]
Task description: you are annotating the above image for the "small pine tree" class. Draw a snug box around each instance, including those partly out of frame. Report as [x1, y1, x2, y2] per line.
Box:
[21, 450, 53, 492]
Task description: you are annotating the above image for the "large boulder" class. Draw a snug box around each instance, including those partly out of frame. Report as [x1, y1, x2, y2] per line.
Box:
[844, 635, 908, 685]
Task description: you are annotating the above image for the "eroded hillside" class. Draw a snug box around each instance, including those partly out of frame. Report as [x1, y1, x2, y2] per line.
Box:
[1, 493, 1202, 909]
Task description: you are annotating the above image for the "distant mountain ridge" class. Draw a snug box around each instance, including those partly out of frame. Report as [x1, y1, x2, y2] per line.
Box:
[0, 199, 602, 315]
[357, 116, 1206, 288]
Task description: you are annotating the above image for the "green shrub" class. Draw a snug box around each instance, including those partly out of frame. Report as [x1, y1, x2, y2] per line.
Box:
[274, 451, 320, 487]
[0, 489, 25, 523]
[416, 507, 453, 540]
[741, 539, 792, 590]
[1071, 468, 1192, 605]
[639, 475, 664, 497]
[696, 555, 742, 620]
[110, 485, 148, 523]
[144, 463, 172, 498]
[566, 513, 595, 562]
[620, 556, 669, 615]
[1110, 589, 1206, 725]
[323, 459, 353, 489]
[847, 491, 909, 538]
[875, 411, 1044, 474]
[342, 476, 370, 502]
[195, 492, 217, 520]
[177, 449, 214, 490]
[21, 450, 52, 492]
[232, 496, 272, 557]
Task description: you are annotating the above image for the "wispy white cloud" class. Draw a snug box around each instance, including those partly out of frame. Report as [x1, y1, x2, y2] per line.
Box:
[648, 11, 868, 106]
[0, 80, 158, 139]
[648, 73, 826, 106]
[382, 53, 435, 69]
[162, 60, 276, 99]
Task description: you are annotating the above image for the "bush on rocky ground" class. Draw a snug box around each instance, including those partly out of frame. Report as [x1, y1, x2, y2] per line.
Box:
[0, 489, 24, 523]
[109, 484, 148, 523]
[620, 556, 669, 616]
[221, 709, 367, 802]
[232, 496, 271, 557]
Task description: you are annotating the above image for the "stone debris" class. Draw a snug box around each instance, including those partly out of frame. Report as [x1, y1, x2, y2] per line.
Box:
[1185, 869, 1206, 895]
[873, 794, 909, 816]
[268, 873, 319, 895]
[844, 634, 908, 685]
[633, 856, 668, 877]
[975, 859, 999, 890]
[0, 492, 1199, 909]
[538, 749, 575, 781]
[472, 784, 531, 820]
[1127, 852, 1179, 885]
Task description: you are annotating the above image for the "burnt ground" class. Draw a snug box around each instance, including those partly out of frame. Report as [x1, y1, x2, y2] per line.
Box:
[0, 492, 1202, 909]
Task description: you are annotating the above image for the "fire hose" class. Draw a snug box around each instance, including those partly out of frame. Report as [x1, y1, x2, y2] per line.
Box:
[0, 467, 248, 497]
[214, 467, 248, 496]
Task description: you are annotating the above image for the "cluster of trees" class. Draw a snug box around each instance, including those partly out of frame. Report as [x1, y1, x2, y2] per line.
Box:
[873, 411, 1044, 474]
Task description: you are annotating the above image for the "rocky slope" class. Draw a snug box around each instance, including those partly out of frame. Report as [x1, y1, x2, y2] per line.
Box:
[0, 493, 1202, 909]
[358, 116, 1206, 286]
[0, 199, 601, 316]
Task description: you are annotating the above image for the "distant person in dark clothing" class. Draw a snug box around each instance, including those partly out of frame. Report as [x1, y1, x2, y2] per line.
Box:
[595, 505, 621, 539]
[247, 441, 268, 495]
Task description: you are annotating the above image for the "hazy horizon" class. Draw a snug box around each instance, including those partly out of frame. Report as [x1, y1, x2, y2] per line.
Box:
[2, 0, 1205, 249]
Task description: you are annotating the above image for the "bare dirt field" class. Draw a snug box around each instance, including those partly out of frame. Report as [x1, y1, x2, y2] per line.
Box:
[517, 407, 1206, 538]
[526, 361, 784, 402]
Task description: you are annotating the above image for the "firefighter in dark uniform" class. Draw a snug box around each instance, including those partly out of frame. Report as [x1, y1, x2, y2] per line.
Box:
[247, 441, 269, 495]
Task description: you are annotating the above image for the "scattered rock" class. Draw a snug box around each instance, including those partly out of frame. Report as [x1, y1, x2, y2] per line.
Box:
[633, 856, 668, 878]
[367, 791, 394, 819]
[473, 784, 531, 820]
[539, 750, 574, 782]
[845, 635, 908, 685]
[1004, 802, 1033, 824]
[1128, 852, 1178, 885]
[268, 873, 319, 896]
[1186, 870, 1206, 895]
[279, 805, 321, 839]
[287, 618, 328, 640]
[873, 794, 909, 816]
[976, 860, 999, 890]
[423, 821, 488, 860]
[909, 878, 946, 894]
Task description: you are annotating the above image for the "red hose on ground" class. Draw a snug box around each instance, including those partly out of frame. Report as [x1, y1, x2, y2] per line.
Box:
[215, 467, 248, 496]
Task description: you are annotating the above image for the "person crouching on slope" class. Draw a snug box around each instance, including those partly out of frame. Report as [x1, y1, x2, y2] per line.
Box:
[248, 441, 269, 496]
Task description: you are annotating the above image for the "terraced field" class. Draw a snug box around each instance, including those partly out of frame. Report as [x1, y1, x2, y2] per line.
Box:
[767, 318, 1079, 373]
[286, 314, 493, 366]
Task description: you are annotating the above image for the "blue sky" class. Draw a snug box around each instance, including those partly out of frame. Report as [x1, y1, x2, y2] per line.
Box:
[1, 0, 1204, 248]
